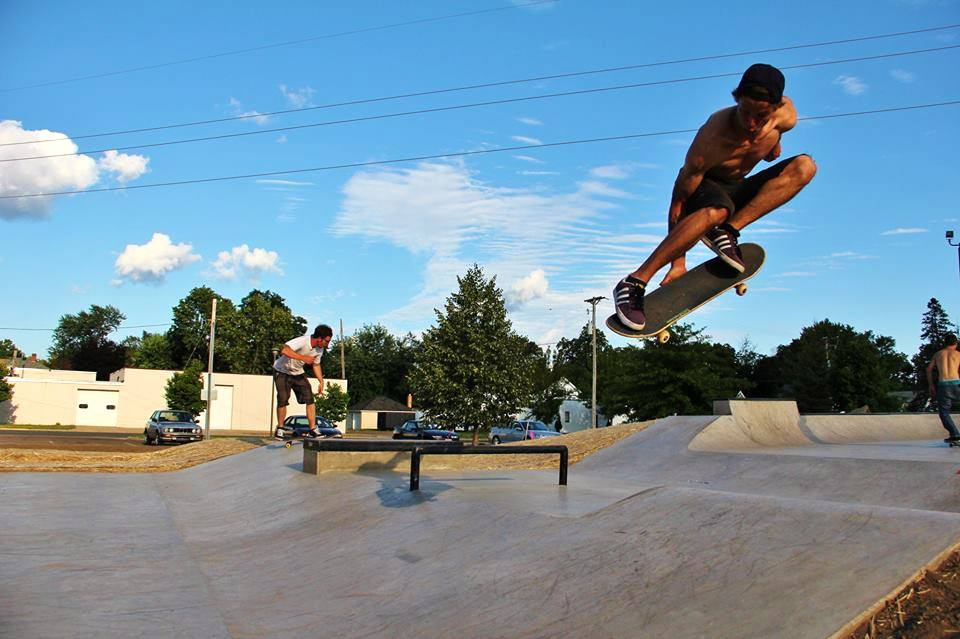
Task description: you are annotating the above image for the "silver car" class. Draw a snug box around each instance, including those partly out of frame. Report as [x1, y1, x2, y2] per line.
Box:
[489, 420, 562, 445]
[144, 409, 203, 445]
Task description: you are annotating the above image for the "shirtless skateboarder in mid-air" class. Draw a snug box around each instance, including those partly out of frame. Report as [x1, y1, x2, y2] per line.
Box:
[614, 63, 817, 330]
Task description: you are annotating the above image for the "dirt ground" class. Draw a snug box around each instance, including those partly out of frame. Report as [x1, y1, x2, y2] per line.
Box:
[842, 544, 960, 638]
[3, 422, 958, 634]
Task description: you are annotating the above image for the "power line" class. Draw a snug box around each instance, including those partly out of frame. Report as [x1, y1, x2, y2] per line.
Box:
[0, 323, 171, 331]
[5, 23, 958, 148]
[0, 0, 559, 93]
[3, 100, 957, 200]
[4, 44, 958, 164]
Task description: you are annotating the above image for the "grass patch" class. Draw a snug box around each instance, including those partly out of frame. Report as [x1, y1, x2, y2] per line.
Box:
[1, 424, 76, 430]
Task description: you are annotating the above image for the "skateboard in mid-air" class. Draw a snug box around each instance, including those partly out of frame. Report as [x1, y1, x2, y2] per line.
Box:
[606, 243, 765, 343]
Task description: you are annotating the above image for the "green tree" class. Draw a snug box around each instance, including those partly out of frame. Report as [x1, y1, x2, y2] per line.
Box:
[164, 360, 206, 416]
[0, 339, 18, 358]
[323, 324, 420, 405]
[554, 324, 612, 401]
[222, 290, 307, 374]
[167, 287, 236, 371]
[0, 364, 11, 404]
[128, 332, 175, 369]
[315, 382, 350, 423]
[49, 305, 127, 380]
[409, 265, 536, 445]
[908, 298, 956, 409]
[526, 345, 567, 424]
[773, 320, 909, 413]
[603, 324, 747, 420]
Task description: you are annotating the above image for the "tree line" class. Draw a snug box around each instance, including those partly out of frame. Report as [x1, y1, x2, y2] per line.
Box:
[1, 271, 955, 435]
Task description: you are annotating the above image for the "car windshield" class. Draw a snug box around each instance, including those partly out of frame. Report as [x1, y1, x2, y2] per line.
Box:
[158, 411, 193, 423]
[526, 421, 550, 431]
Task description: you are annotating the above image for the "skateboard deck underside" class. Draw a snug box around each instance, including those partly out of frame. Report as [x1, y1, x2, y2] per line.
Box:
[606, 243, 765, 339]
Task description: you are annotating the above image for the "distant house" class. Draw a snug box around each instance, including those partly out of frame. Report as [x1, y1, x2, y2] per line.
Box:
[346, 395, 415, 431]
[2, 353, 48, 373]
[519, 379, 609, 433]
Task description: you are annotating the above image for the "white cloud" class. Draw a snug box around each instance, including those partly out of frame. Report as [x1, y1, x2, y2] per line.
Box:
[890, 69, 915, 83]
[277, 135, 288, 144]
[97, 150, 149, 183]
[0, 120, 150, 220]
[590, 164, 630, 180]
[279, 84, 316, 109]
[507, 269, 549, 308]
[576, 180, 633, 199]
[513, 155, 545, 164]
[517, 117, 543, 126]
[228, 98, 269, 125]
[833, 75, 867, 96]
[256, 179, 314, 186]
[114, 233, 201, 284]
[519, 170, 560, 176]
[332, 161, 663, 336]
[882, 227, 927, 235]
[211, 245, 283, 281]
[511, 135, 542, 145]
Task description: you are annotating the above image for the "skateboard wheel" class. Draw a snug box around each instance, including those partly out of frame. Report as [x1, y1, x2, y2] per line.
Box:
[284, 441, 292, 448]
[735, 284, 747, 296]
[657, 331, 670, 344]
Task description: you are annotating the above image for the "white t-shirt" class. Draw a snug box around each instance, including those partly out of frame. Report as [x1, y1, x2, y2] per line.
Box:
[273, 334, 323, 375]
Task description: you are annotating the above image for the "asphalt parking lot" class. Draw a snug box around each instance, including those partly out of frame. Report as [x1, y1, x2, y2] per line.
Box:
[0, 430, 155, 453]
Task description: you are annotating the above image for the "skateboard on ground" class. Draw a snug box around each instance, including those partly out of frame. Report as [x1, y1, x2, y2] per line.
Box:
[606, 243, 765, 343]
[946, 438, 960, 448]
[277, 434, 317, 448]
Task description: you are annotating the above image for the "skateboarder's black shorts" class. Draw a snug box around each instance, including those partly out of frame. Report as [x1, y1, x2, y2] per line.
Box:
[274, 371, 313, 407]
[682, 155, 806, 217]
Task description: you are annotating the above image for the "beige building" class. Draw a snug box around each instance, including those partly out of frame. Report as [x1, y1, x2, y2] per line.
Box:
[1, 367, 347, 432]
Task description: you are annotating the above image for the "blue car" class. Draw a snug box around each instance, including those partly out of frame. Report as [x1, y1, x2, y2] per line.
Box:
[275, 415, 343, 441]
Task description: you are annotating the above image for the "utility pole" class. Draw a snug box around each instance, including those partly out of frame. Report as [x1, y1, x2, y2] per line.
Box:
[339, 319, 346, 379]
[584, 296, 607, 429]
[947, 230, 959, 280]
[203, 298, 217, 441]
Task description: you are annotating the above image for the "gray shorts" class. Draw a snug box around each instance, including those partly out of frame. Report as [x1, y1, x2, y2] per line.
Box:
[275, 372, 312, 407]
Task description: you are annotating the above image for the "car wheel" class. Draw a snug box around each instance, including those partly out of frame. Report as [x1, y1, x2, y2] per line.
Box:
[491, 436, 501, 445]
[144, 431, 152, 445]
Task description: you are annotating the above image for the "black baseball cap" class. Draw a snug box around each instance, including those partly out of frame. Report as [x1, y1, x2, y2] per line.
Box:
[734, 63, 785, 103]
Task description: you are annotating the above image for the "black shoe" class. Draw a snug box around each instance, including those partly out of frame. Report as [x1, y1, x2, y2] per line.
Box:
[702, 224, 745, 272]
[613, 276, 646, 330]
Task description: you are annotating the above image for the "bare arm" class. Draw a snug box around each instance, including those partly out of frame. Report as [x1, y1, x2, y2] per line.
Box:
[312, 364, 324, 394]
[927, 356, 938, 394]
[777, 96, 798, 133]
[668, 134, 709, 230]
[281, 345, 315, 364]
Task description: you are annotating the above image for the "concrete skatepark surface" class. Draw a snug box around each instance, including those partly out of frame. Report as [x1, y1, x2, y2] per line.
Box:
[3, 400, 959, 638]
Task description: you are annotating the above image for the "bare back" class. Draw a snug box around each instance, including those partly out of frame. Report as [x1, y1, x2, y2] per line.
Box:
[932, 347, 960, 382]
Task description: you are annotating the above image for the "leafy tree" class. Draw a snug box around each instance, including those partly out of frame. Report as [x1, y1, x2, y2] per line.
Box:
[167, 287, 236, 371]
[0, 364, 11, 404]
[48, 305, 126, 380]
[128, 332, 175, 369]
[773, 320, 909, 413]
[603, 324, 747, 420]
[222, 290, 306, 374]
[409, 265, 536, 445]
[164, 360, 206, 416]
[554, 324, 612, 401]
[315, 382, 350, 423]
[323, 324, 420, 404]
[0, 339, 18, 358]
[908, 298, 956, 409]
[526, 345, 568, 423]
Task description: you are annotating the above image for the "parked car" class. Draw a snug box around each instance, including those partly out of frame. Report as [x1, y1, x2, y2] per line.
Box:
[392, 419, 459, 441]
[489, 420, 563, 445]
[275, 415, 343, 441]
[144, 409, 203, 445]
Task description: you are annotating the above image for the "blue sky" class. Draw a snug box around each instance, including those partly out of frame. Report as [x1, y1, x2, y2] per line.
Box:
[1, 0, 958, 364]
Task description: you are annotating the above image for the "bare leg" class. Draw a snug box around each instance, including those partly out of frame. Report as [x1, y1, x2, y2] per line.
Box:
[277, 404, 286, 427]
[631, 207, 728, 283]
[727, 155, 817, 231]
[306, 402, 316, 427]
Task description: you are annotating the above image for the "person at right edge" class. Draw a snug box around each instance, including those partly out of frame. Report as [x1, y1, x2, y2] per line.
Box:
[926, 333, 960, 444]
[614, 63, 817, 330]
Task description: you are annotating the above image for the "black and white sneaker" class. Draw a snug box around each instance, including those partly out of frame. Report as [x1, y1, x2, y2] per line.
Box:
[613, 276, 646, 330]
[702, 223, 745, 272]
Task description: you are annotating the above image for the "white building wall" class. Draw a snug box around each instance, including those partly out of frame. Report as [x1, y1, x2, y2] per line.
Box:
[2, 368, 346, 431]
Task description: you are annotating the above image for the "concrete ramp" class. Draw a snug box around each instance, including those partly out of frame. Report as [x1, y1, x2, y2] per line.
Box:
[805, 413, 950, 444]
[689, 399, 812, 451]
[3, 408, 960, 638]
